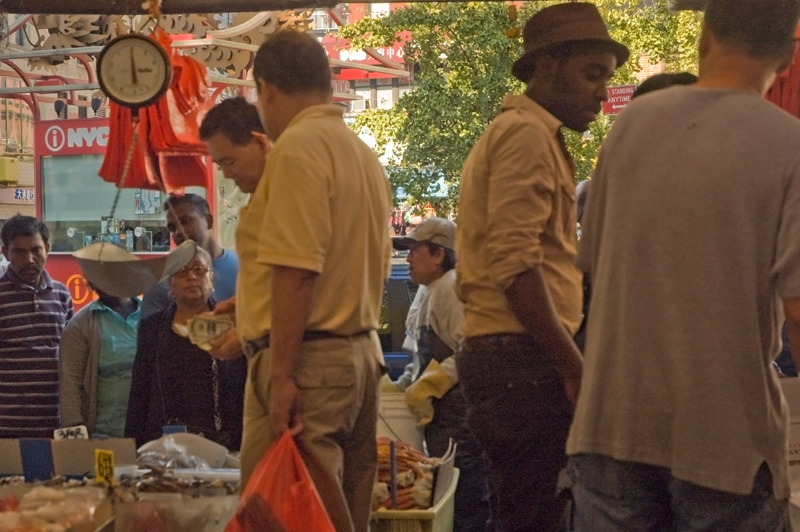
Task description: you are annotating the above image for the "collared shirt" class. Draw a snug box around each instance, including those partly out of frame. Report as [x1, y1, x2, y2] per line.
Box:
[415, 270, 463, 354]
[0, 268, 73, 437]
[236, 104, 392, 343]
[92, 299, 139, 437]
[456, 94, 582, 337]
[411, 270, 462, 383]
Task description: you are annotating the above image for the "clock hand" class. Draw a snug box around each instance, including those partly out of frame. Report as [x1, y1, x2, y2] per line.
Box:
[130, 48, 138, 85]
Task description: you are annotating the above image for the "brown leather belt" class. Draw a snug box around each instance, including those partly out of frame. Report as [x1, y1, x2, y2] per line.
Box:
[244, 329, 372, 358]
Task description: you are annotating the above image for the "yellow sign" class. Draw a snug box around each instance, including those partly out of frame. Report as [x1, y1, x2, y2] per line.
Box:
[94, 449, 115, 484]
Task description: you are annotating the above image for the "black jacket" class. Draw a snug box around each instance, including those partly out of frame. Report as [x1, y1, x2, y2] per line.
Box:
[124, 300, 244, 451]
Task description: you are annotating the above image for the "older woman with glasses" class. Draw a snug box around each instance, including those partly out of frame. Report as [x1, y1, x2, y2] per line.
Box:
[125, 246, 242, 450]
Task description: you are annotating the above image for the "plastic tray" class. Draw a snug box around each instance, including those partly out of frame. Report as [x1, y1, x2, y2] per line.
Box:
[370, 468, 459, 532]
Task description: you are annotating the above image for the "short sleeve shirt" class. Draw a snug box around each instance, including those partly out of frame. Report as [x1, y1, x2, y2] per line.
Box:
[567, 87, 800, 498]
[236, 104, 392, 342]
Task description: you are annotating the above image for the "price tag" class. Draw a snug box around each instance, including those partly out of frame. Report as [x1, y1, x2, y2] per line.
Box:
[53, 425, 89, 440]
[95, 449, 115, 484]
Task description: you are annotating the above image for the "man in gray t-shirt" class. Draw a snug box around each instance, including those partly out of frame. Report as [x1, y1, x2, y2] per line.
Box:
[567, 0, 800, 530]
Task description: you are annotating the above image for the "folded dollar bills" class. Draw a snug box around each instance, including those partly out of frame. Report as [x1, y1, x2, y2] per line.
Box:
[185, 314, 235, 351]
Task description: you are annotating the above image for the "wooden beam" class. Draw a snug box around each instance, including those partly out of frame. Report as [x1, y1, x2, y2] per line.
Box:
[0, 0, 338, 14]
[0, 0, 516, 14]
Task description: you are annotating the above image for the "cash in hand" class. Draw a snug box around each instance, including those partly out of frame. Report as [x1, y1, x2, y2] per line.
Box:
[186, 314, 235, 351]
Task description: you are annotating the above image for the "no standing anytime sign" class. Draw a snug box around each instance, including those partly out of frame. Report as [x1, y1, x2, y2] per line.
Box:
[602, 84, 636, 116]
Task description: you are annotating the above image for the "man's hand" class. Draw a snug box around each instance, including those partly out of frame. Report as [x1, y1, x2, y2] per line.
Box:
[208, 328, 243, 360]
[269, 375, 303, 438]
[212, 295, 236, 315]
[204, 295, 240, 359]
[506, 267, 584, 385]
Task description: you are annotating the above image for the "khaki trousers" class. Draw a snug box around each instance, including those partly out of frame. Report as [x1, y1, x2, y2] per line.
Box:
[240, 332, 383, 532]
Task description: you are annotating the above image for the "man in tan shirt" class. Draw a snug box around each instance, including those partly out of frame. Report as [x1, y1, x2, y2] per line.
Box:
[455, 4, 627, 531]
[235, 31, 391, 532]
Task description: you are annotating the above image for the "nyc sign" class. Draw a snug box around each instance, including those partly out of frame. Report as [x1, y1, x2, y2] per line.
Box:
[34, 118, 110, 156]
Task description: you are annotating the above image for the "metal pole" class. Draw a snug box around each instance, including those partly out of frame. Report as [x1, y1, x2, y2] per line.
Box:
[0, 41, 411, 79]
[0, 83, 98, 94]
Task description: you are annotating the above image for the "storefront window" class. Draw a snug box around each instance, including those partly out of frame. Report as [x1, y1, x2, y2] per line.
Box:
[41, 154, 205, 253]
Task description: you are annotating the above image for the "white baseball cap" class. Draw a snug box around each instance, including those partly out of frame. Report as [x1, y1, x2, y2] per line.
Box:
[392, 217, 456, 251]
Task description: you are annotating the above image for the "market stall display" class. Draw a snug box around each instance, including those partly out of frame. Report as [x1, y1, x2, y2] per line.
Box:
[371, 469, 459, 532]
[0, 472, 238, 532]
[371, 432, 458, 532]
[110, 471, 238, 532]
[374, 438, 438, 511]
[0, 485, 110, 532]
[113, 495, 237, 532]
[0, 430, 241, 532]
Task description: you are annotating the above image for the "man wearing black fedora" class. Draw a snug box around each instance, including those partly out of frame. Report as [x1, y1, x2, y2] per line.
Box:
[455, 3, 627, 531]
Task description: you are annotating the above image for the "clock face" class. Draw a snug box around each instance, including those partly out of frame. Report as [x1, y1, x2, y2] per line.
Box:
[97, 34, 171, 108]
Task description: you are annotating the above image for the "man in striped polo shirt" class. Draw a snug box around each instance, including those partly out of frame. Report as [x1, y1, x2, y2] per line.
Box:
[0, 215, 72, 437]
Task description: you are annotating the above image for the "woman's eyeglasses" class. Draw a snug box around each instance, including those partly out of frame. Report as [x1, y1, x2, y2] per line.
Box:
[174, 264, 210, 278]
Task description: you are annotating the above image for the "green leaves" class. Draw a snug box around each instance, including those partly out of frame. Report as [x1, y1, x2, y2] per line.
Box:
[342, 0, 702, 212]
[564, 0, 701, 178]
[342, 2, 528, 213]
[598, 0, 701, 81]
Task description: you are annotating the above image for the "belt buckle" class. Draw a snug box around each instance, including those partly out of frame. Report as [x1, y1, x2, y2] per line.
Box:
[244, 337, 267, 358]
[243, 342, 257, 358]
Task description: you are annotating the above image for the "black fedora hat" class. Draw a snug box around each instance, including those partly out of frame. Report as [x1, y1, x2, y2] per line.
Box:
[512, 3, 630, 84]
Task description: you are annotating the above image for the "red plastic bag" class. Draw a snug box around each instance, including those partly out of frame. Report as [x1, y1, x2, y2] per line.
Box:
[225, 431, 337, 532]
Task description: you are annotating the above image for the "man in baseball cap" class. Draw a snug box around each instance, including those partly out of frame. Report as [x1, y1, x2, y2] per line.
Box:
[394, 217, 492, 530]
[393, 217, 455, 255]
[456, 3, 627, 530]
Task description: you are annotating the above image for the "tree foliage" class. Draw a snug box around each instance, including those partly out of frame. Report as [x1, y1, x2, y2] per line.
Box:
[564, 0, 702, 179]
[339, 1, 702, 212]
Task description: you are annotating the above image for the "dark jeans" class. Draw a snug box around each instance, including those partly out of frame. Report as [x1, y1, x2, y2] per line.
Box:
[567, 454, 790, 532]
[458, 334, 573, 532]
[426, 383, 492, 532]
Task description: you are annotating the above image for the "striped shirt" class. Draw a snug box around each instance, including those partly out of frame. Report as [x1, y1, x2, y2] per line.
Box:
[0, 268, 73, 438]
